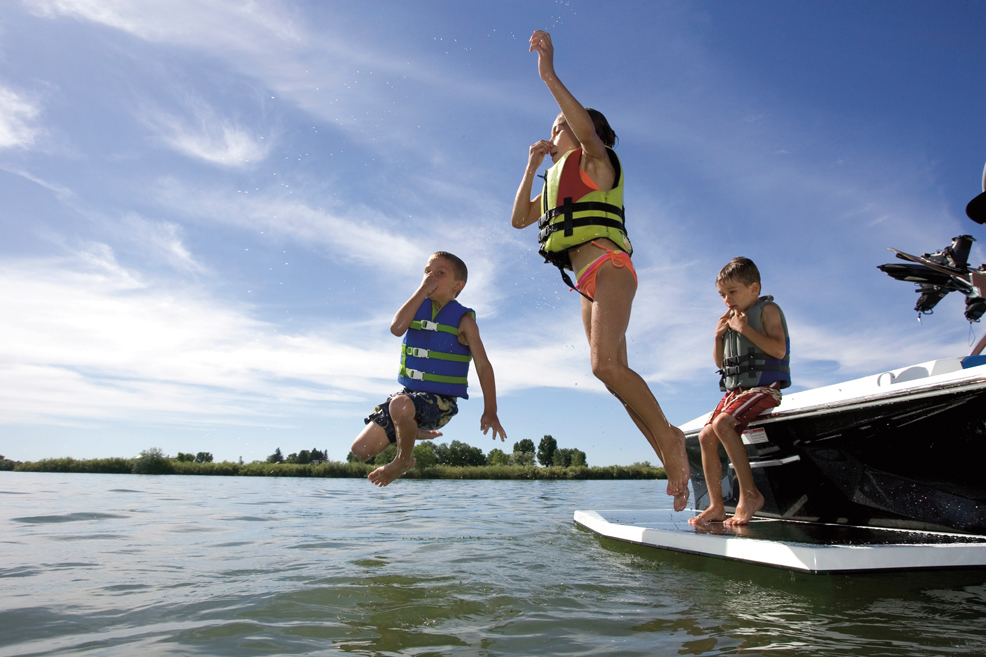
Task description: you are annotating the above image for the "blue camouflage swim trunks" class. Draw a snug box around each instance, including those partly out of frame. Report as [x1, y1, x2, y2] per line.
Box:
[365, 388, 459, 444]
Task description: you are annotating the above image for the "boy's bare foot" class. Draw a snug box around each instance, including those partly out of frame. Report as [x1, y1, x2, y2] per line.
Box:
[415, 429, 442, 441]
[368, 457, 416, 487]
[688, 506, 727, 525]
[692, 522, 728, 536]
[665, 426, 691, 512]
[724, 491, 764, 526]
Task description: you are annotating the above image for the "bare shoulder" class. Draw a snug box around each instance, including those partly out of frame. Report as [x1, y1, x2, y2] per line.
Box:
[457, 311, 480, 345]
[759, 302, 785, 337]
[581, 147, 615, 190]
[762, 300, 786, 320]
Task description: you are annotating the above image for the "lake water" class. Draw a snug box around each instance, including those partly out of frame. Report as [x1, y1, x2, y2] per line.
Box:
[2, 473, 986, 656]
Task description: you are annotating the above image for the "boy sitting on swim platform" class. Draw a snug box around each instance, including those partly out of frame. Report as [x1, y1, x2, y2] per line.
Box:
[689, 257, 791, 526]
[351, 251, 507, 487]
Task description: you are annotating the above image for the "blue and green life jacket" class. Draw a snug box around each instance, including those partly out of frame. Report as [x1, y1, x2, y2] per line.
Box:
[719, 296, 791, 391]
[537, 147, 631, 291]
[397, 298, 473, 398]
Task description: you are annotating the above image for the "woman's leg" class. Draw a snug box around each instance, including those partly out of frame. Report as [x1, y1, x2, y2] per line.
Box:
[580, 262, 691, 510]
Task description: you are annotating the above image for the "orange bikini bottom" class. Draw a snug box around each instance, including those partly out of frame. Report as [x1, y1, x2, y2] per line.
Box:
[575, 241, 637, 301]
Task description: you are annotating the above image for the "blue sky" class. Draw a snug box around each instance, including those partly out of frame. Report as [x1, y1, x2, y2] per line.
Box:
[0, 0, 983, 466]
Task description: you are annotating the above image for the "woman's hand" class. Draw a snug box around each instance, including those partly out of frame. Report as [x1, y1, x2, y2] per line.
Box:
[530, 30, 556, 82]
[527, 139, 552, 173]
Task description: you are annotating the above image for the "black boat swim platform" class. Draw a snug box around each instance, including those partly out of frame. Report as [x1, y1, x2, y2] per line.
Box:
[574, 509, 986, 574]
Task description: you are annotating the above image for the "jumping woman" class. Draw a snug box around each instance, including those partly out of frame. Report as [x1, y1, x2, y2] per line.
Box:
[511, 30, 690, 510]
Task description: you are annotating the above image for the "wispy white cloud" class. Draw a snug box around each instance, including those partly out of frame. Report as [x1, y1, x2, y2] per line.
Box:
[154, 179, 432, 275]
[22, 0, 302, 49]
[22, 0, 526, 160]
[0, 248, 397, 425]
[0, 166, 74, 198]
[119, 213, 205, 273]
[790, 318, 974, 388]
[139, 99, 270, 167]
[0, 247, 615, 427]
[0, 85, 42, 149]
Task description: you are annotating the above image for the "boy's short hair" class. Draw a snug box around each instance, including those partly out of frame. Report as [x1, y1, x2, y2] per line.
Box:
[433, 251, 468, 284]
[717, 257, 760, 287]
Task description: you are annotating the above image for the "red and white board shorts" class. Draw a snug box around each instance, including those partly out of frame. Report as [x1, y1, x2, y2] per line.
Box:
[706, 383, 782, 434]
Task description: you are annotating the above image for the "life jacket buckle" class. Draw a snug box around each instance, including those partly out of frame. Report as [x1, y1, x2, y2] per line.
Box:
[418, 320, 438, 331]
[404, 369, 425, 380]
[409, 347, 430, 358]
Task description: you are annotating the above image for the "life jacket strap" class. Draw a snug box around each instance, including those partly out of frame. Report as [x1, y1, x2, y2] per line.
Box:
[410, 319, 459, 336]
[402, 345, 472, 363]
[537, 201, 625, 228]
[718, 353, 791, 391]
[399, 367, 469, 385]
[537, 201, 626, 244]
[720, 352, 790, 374]
[537, 217, 628, 245]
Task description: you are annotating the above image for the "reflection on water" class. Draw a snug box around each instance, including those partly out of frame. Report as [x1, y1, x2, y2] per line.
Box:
[1, 473, 985, 656]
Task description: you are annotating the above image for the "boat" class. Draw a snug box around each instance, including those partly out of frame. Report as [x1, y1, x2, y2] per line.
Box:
[575, 169, 986, 572]
[680, 351, 986, 535]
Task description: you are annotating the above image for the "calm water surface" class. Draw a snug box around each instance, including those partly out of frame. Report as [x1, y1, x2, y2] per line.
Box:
[2, 472, 986, 656]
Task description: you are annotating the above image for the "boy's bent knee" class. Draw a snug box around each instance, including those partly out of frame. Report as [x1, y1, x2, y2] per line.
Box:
[388, 394, 416, 422]
[350, 435, 378, 462]
[711, 413, 739, 435]
[349, 442, 375, 463]
[698, 425, 718, 448]
[351, 422, 391, 462]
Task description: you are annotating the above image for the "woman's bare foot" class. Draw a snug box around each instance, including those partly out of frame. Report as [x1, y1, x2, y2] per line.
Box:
[368, 456, 415, 487]
[724, 491, 764, 526]
[688, 505, 727, 525]
[664, 426, 691, 512]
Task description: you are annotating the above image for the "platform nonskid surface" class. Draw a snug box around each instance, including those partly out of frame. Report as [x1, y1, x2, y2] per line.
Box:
[574, 509, 986, 573]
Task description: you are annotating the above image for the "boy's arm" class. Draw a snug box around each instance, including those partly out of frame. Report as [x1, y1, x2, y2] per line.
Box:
[390, 272, 439, 336]
[713, 310, 730, 369]
[728, 304, 788, 360]
[457, 314, 507, 441]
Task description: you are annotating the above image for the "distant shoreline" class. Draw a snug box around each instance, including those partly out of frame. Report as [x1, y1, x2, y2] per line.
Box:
[2, 457, 667, 480]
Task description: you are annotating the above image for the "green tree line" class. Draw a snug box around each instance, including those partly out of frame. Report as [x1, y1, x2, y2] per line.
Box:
[2, 444, 667, 480]
[342, 435, 587, 469]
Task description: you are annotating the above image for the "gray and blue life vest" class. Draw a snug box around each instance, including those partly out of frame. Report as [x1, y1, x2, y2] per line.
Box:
[397, 298, 473, 398]
[719, 296, 791, 391]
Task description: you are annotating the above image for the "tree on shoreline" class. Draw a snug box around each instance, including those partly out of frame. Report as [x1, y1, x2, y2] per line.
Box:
[552, 448, 587, 468]
[487, 448, 509, 466]
[270, 448, 327, 464]
[537, 436, 557, 467]
[513, 439, 535, 455]
[177, 452, 214, 463]
[132, 448, 172, 475]
[435, 441, 486, 467]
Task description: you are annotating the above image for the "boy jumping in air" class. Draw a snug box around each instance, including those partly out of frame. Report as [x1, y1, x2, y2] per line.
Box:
[350, 251, 506, 486]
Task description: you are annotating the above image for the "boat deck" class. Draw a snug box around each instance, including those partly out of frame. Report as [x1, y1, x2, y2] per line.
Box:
[574, 509, 986, 573]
